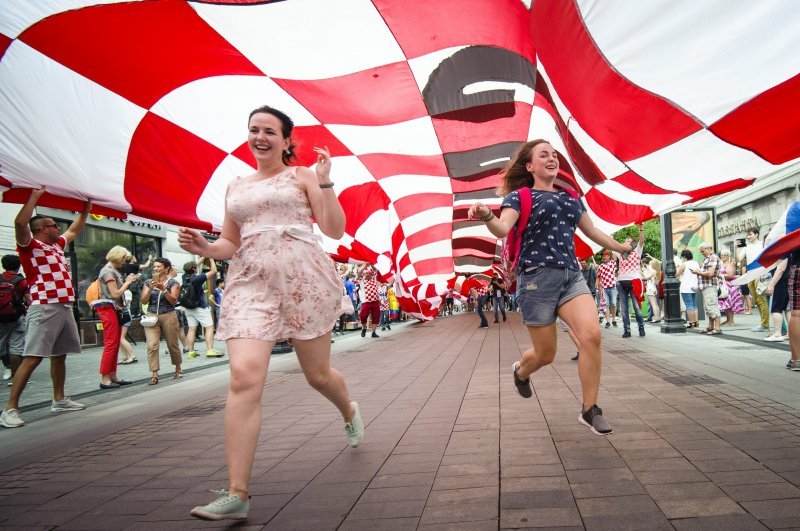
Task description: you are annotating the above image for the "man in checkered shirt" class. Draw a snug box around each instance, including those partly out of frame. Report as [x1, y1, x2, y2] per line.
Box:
[691, 241, 722, 335]
[614, 225, 645, 338]
[358, 264, 381, 338]
[1, 188, 91, 429]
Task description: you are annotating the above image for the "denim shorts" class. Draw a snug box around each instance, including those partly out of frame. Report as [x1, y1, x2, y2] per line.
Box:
[680, 292, 697, 311]
[516, 267, 591, 326]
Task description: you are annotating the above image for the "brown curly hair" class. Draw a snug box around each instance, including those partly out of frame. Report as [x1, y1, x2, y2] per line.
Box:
[496, 139, 551, 196]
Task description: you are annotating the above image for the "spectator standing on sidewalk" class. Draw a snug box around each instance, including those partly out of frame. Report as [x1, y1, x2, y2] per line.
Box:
[692, 242, 722, 335]
[765, 258, 790, 342]
[141, 258, 184, 384]
[179, 106, 362, 520]
[0, 254, 29, 387]
[738, 227, 770, 331]
[615, 225, 646, 338]
[182, 258, 222, 358]
[468, 139, 635, 436]
[490, 271, 507, 323]
[597, 251, 618, 328]
[210, 278, 225, 331]
[378, 284, 391, 331]
[122, 253, 151, 317]
[1, 188, 90, 428]
[95, 245, 138, 389]
[470, 279, 490, 328]
[580, 257, 597, 306]
[676, 249, 700, 327]
[358, 264, 381, 338]
[718, 249, 744, 326]
[787, 251, 800, 370]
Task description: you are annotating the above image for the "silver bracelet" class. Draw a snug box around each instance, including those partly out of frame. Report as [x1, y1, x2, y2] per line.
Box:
[319, 182, 334, 189]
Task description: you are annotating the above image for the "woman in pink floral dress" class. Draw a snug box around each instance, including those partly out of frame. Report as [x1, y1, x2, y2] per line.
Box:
[718, 249, 744, 325]
[179, 106, 364, 521]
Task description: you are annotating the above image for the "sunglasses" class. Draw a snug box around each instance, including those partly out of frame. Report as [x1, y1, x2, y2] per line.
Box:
[38, 223, 59, 230]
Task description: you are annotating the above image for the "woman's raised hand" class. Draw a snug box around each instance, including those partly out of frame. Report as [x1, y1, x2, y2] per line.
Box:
[314, 146, 332, 183]
[177, 227, 209, 255]
[468, 202, 491, 220]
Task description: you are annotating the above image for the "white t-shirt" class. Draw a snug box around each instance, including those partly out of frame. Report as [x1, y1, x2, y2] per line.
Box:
[679, 260, 700, 293]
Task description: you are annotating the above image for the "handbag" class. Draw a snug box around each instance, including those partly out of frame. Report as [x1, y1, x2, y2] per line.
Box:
[140, 290, 161, 327]
[718, 281, 729, 299]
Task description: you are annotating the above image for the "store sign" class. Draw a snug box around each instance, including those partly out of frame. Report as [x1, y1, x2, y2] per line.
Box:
[717, 217, 760, 237]
[86, 214, 162, 230]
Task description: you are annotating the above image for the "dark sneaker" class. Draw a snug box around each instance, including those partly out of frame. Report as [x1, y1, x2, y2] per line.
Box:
[493, 320, 499, 323]
[570, 352, 579, 362]
[387, 324, 391, 330]
[605, 322, 610, 329]
[622, 331, 631, 338]
[361, 328, 366, 338]
[612, 321, 618, 327]
[638, 327, 646, 337]
[789, 360, 800, 371]
[479, 324, 488, 328]
[578, 405, 613, 435]
[371, 331, 379, 338]
[512, 362, 532, 398]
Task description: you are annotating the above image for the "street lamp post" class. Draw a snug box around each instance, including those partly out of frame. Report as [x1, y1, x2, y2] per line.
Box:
[660, 212, 687, 334]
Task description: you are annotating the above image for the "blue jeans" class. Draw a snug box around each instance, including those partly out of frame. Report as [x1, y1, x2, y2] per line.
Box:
[493, 295, 506, 322]
[617, 281, 643, 332]
[477, 295, 489, 326]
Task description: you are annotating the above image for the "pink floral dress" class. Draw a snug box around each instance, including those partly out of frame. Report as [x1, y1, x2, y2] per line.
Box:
[215, 167, 341, 341]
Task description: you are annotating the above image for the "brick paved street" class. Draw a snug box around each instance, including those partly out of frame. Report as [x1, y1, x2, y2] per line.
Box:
[1, 310, 798, 529]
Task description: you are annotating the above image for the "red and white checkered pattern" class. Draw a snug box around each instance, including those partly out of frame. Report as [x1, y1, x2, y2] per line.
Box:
[617, 248, 643, 281]
[1, 0, 798, 319]
[17, 236, 75, 305]
[361, 273, 380, 303]
[596, 261, 617, 290]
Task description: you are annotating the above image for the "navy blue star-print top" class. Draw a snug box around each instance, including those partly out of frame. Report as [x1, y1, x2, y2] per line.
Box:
[501, 188, 586, 272]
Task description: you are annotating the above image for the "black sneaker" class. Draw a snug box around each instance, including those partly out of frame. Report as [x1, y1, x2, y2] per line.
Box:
[622, 331, 631, 338]
[493, 320, 499, 323]
[479, 324, 489, 328]
[387, 324, 391, 330]
[361, 328, 366, 338]
[638, 327, 646, 337]
[612, 321, 618, 327]
[571, 352, 579, 362]
[512, 362, 532, 398]
[371, 331, 379, 338]
[578, 404, 613, 435]
[605, 322, 610, 329]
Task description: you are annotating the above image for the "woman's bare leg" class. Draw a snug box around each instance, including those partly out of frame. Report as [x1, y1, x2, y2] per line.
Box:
[225, 338, 273, 500]
[293, 331, 355, 421]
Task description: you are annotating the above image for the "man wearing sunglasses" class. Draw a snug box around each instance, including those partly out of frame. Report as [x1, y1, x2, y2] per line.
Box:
[1, 187, 91, 428]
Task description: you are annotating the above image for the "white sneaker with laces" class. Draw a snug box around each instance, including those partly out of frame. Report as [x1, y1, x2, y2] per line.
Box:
[344, 401, 364, 447]
[51, 398, 86, 412]
[764, 335, 785, 342]
[0, 408, 24, 428]
[2, 368, 10, 380]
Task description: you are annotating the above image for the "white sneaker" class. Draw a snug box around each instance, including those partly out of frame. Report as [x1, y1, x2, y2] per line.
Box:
[0, 408, 24, 428]
[764, 335, 786, 342]
[344, 401, 364, 448]
[2, 368, 10, 380]
[51, 398, 86, 412]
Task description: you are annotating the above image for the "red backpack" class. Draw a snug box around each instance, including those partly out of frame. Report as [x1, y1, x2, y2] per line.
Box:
[0, 275, 26, 323]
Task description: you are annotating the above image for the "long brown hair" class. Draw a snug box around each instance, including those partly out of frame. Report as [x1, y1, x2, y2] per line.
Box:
[496, 139, 550, 196]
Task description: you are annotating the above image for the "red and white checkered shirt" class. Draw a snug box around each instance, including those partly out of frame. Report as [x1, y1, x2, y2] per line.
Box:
[379, 286, 389, 311]
[616, 245, 643, 281]
[597, 261, 617, 289]
[361, 271, 380, 302]
[17, 236, 75, 305]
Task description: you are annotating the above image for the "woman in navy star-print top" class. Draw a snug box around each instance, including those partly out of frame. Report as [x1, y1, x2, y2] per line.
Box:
[468, 139, 634, 436]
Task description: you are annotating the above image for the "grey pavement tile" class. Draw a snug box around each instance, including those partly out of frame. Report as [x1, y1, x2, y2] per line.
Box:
[720, 481, 800, 502]
[425, 486, 496, 506]
[657, 497, 746, 519]
[571, 480, 647, 498]
[1, 509, 86, 526]
[576, 494, 660, 516]
[499, 507, 582, 528]
[348, 499, 426, 520]
[706, 469, 787, 486]
[740, 498, 800, 519]
[644, 481, 726, 501]
[359, 485, 431, 503]
[339, 517, 420, 531]
[420, 501, 498, 525]
[502, 476, 570, 492]
[692, 458, 764, 473]
[500, 489, 574, 509]
[264, 511, 345, 530]
[670, 514, 768, 530]
[566, 467, 636, 484]
[417, 520, 497, 531]
[369, 472, 436, 489]
[626, 457, 697, 472]
[432, 473, 498, 491]
[759, 517, 800, 528]
[582, 511, 673, 531]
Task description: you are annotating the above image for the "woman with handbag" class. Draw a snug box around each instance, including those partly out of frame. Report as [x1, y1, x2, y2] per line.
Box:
[717, 249, 743, 326]
[95, 245, 138, 390]
[140, 258, 183, 385]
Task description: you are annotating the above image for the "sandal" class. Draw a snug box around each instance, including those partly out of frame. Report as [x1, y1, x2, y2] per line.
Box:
[174, 370, 183, 379]
[148, 375, 159, 386]
[708, 330, 722, 335]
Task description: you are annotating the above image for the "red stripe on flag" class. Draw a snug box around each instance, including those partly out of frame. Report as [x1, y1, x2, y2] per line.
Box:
[584, 188, 655, 225]
[19, 1, 263, 109]
[710, 73, 800, 164]
[530, 0, 701, 161]
[275, 62, 428, 127]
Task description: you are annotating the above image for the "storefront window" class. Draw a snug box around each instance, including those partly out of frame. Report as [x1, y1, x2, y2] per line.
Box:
[56, 221, 161, 320]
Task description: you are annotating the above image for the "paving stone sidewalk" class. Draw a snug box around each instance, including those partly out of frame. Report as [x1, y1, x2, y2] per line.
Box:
[1, 311, 799, 530]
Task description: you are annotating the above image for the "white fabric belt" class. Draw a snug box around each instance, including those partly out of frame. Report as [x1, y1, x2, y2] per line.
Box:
[240, 224, 322, 244]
